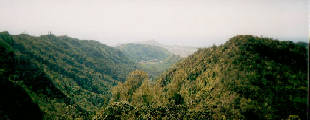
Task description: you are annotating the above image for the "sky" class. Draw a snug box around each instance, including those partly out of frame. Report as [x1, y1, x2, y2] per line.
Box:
[0, 0, 308, 47]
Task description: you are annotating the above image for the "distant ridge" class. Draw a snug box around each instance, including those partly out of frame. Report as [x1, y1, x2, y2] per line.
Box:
[116, 43, 181, 78]
[133, 40, 198, 57]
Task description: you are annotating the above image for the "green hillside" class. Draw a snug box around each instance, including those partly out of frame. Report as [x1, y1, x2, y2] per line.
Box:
[117, 43, 181, 78]
[133, 40, 198, 57]
[0, 32, 44, 120]
[137, 54, 181, 79]
[117, 43, 172, 62]
[100, 35, 308, 119]
[1, 32, 307, 119]
[0, 31, 136, 119]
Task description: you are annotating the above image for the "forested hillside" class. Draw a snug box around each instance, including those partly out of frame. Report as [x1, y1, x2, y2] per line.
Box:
[0, 31, 136, 119]
[98, 35, 308, 119]
[117, 43, 172, 62]
[1, 32, 307, 119]
[117, 43, 181, 78]
[0, 32, 43, 120]
[134, 40, 198, 57]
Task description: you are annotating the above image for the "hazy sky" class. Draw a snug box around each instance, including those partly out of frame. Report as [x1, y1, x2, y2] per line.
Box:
[0, 0, 308, 47]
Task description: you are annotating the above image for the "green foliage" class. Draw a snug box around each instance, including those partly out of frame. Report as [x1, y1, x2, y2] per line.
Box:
[0, 32, 44, 120]
[99, 35, 308, 119]
[96, 101, 211, 120]
[1, 31, 307, 119]
[111, 70, 149, 103]
[117, 43, 182, 78]
[117, 43, 172, 62]
[137, 54, 181, 79]
[0, 32, 136, 119]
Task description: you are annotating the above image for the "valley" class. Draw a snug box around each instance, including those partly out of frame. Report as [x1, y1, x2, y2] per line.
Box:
[0, 32, 308, 119]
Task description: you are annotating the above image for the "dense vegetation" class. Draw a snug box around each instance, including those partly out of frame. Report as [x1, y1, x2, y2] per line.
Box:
[137, 54, 181, 79]
[1, 32, 307, 119]
[134, 40, 198, 57]
[117, 43, 172, 62]
[98, 35, 308, 119]
[0, 31, 136, 119]
[117, 43, 181, 78]
[0, 32, 43, 120]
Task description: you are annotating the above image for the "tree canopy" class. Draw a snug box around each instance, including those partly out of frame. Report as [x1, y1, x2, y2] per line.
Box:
[98, 35, 308, 119]
[0, 32, 137, 119]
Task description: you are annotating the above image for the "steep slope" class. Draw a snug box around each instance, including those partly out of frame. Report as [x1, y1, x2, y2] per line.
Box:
[0, 33, 43, 120]
[100, 35, 308, 119]
[0, 31, 136, 119]
[117, 43, 181, 78]
[156, 35, 308, 119]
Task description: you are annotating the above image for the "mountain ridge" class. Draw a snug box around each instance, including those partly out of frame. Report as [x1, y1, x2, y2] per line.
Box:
[132, 40, 198, 57]
[0, 31, 137, 119]
[0, 31, 308, 119]
[101, 35, 308, 119]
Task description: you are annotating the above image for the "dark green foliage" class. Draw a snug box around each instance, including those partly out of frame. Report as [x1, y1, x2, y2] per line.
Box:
[95, 102, 211, 120]
[0, 74, 43, 120]
[170, 93, 184, 105]
[0, 32, 136, 119]
[0, 32, 43, 120]
[97, 101, 134, 120]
